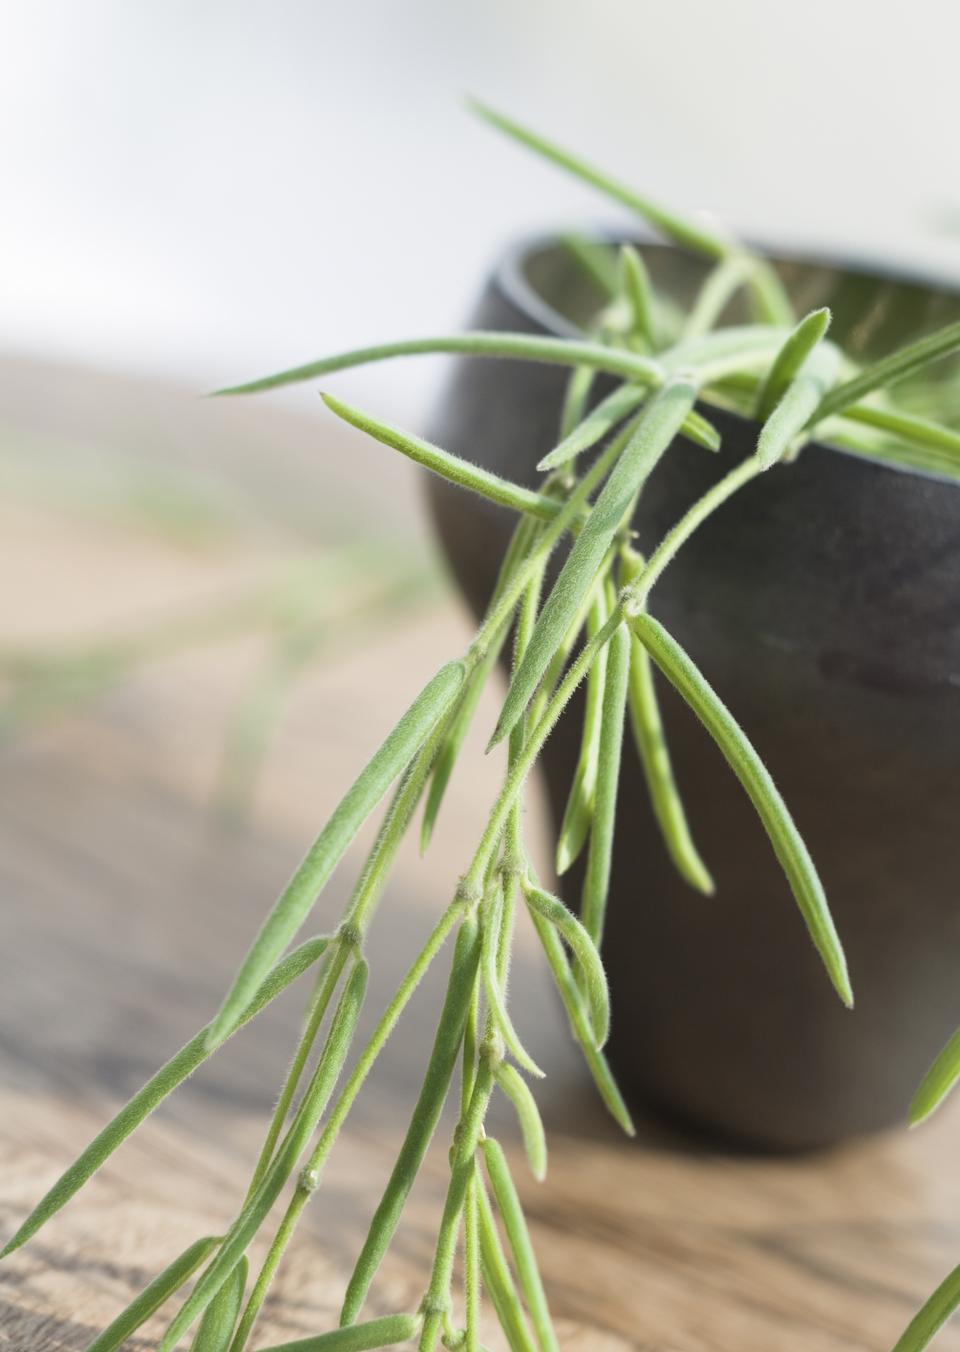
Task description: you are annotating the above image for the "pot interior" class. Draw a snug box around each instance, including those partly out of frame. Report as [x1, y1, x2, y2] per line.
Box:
[515, 237, 960, 460]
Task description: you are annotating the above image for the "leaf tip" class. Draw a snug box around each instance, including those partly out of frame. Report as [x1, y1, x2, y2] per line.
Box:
[319, 389, 345, 416]
[203, 1016, 233, 1053]
[485, 721, 508, 753]
[684, 857, 715, 896]
[554, 841, 574, 876]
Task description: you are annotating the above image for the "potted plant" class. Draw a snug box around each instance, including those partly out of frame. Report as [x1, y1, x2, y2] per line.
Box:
[4, 101, 960, 1352]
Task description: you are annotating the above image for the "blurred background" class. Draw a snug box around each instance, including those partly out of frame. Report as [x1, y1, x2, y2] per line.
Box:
[3, 0, 960, 782]
[4, 6, 960, 1347]
[4, 0, 960, 420]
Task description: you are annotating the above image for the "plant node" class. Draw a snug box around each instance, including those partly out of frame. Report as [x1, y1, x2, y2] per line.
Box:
[480, 1031, 506, 1070]
[298, 1166, 322, 1193]
[337, 922, 363, 949]
[419, 1293, 451, 1318]
[455, 875, 483, 910]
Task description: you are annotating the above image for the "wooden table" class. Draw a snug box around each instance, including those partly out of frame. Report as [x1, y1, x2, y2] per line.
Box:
[1, 361, 959, 1351]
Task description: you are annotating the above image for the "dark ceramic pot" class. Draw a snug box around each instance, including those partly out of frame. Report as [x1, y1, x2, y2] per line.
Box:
[425, 233, 960, 1151]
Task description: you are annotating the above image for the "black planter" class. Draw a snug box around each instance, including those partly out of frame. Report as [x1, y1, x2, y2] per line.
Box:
[424, 233, 960, 1151]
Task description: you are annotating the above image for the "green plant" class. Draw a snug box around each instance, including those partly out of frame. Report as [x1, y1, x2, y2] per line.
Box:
[5, 103, 960, 1352]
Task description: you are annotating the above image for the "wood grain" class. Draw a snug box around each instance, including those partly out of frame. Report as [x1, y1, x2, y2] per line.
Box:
[1, 361, 959, 1351]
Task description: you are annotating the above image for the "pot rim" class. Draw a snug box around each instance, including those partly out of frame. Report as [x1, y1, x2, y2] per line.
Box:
[491, 227, 960, 489]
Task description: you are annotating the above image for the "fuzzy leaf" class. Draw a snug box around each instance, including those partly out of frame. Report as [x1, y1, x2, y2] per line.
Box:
[909, 1027, 960, 1127]
[619, 244, 658, 349]
[630, 613, 852, 1007]
[538, 383, 646, 471]
[579, 623, 631, 947]
[190, 1255, 247, 1352]
[755, 307, 832, 420]
[208, 662, 464, 1046]
[481, 887, 544, 1079]
[160, 964, 368, 1349]
[1, 939, 329, 1258]
[215, 332, 661, 397]
[495, 1064, 548, 1182]
[493, 378, 697, 747]
[83, 1235, 221, 1352]
[815, 318, 960, 422]
[340, 918, 481, 1323]
[469, 101, 728, 260]
[257, 1314, 421, 1351]
[890, 1262, 960, 1352]
[482, 1139, 558, 1352]
[322, 394, 562, 522]
[523, 882, 609, 1048]
[528, 909, 633, 1136]
[475, 1176, 538, 1352]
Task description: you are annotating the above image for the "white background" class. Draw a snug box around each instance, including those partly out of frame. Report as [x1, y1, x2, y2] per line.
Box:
[2, 0, 959, 421]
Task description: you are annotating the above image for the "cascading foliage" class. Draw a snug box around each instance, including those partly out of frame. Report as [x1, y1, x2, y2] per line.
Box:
[6, 102, 960, 1352]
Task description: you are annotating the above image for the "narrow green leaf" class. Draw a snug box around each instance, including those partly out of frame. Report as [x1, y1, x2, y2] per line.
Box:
[160, 964, 368, 1350]
[481, 885, 544, 1079]
[526, 562, 612, 731]
[839, 401, 960, 463]
[339, 918, 481, 1324]
[619, 245, 658, 350]
[538, 383, 717, 473]
[684, 255, 754, 339]
[909, 1027, 960, 1127]
[469, 100, 729, 261]
[190, 1255, 247, 1352]
[82, 1235, 221, 1352]
[755, 339, 839, 469]
[755, 307, 832, 420]
[208, 662, 464, 1047]
[475, 1175, 538, 1352]
[493, 378, 697, 747]
[464, 1170, 482, 1352]
[522, 882, 609, 1048]
[481, 1139, 558, 1352]
[419, 1066, 496, 1351]
[558, 364, 597, 439]
[1, 938, 329, 1259]
[321, 394, 562, 522]
[420, 651, 497, 854]
[215, 333, 662, 398]
[555, 593, 609, 875]
[623, 614, 713, 894]
[579, 623, 631, 948]
[743, 258, 796, 327]
[554, 760, 593, 876]
[256, 1313, 421, 1352]
[823, 425, 960, 482]
[422, 515, 539, 853]
[537, 384, 645, 472]
[814, 318, 960, 422]
[682, 409, 722, 452]
[630, 613, 852, 1007]
[890, 1262, 960, 1352]
[528, 907, 633, 1135]
[494, 1065, 547, 1184]
[559, 233, 619, 300]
